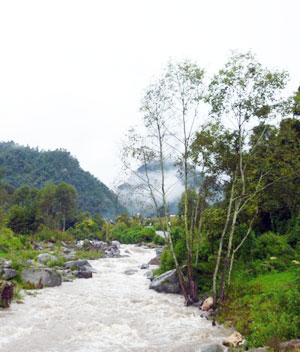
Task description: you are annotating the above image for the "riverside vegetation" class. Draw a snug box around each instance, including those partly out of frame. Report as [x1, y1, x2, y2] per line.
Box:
[1, 51, 300, 349]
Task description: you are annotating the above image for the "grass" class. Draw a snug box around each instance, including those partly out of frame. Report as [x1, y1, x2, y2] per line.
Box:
[218, 270, 300, 348]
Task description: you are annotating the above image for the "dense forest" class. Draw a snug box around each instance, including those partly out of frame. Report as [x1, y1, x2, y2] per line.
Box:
[0, 142, 126, 218]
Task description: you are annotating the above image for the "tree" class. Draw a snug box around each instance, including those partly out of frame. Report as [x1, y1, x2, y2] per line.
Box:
[122, 60, 207, 304]
[55, 182, 77, 231]
[207, 51, 290, 306]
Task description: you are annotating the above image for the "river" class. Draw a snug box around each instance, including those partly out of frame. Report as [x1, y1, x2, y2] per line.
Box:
[0, 245, 231, 352]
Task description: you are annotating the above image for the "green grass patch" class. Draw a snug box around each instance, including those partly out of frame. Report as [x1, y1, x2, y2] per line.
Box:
[219, 270, 300, 348]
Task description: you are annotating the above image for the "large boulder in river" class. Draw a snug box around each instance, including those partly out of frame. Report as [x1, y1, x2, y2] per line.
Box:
[64, 259, 96, 272]
[149, 269, 181, 294]
[21, 268, 62, 287]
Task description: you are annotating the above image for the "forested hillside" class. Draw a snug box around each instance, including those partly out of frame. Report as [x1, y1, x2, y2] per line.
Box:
[0, 142, 126, 218]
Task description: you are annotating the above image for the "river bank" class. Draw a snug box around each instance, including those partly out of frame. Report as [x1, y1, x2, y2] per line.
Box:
[0, 244, 232, 352]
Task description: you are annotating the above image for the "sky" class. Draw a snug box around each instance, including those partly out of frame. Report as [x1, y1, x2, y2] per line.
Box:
[0, 0, 299, 188]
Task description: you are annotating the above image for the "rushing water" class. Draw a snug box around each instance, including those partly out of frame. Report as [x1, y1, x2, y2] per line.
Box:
[0, 245, 231, 352]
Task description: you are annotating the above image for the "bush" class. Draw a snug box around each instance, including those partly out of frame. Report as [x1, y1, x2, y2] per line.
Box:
[0, 228, 23, 253]
[253, 232, 292, 259]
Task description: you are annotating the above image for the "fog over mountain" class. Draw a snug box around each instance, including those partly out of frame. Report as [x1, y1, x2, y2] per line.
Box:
[117, 160, 200, 216]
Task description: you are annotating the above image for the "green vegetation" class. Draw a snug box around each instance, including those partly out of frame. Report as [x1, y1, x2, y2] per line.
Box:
[0, 142, 126, 218]
[1, 52, 300, 347]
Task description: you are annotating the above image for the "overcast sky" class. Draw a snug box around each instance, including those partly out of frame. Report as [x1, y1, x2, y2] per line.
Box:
[0, 0, 299, 188]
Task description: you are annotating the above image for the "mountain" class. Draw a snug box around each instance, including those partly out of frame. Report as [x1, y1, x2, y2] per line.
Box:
[117, 160, 201, 216]
[0, 141, 126, 218]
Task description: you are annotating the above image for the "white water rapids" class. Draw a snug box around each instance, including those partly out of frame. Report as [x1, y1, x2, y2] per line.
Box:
[0, 245, 231, 352]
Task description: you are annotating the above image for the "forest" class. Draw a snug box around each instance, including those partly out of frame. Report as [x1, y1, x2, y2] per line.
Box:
[0, 142, 125, 218]
[1, 51, 300, 348]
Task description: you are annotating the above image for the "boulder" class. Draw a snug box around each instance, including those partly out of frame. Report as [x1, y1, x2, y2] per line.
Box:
[90, 240, 107, 250]
[76, 271, 93, 279]
[223, 332, 244, 347]
[111, 240, 120, 249]
[0, 269, 17, 280]
[37, 253, 58, 264]
[141, 263, 149, 269]
[64, 259, 92, 271]
[202, 297, 214, 311]
[148, 257, 159, 265]
[21, 268, 62, 287]
[0, 280, 15, 307]
[149, 269, 180, 294]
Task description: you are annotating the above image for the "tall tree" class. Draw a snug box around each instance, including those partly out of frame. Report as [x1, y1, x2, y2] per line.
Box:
[55, 182, 77, 231]
[207, 51, 289, 306]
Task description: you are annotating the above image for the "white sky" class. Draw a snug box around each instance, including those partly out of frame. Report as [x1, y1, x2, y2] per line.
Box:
[0, 0, 299, 188]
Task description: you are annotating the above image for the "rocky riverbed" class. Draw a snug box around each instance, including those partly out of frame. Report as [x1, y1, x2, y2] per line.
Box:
[0, 244, 232, 352]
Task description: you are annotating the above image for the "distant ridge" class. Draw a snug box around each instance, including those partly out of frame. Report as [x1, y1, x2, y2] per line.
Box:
[0, 141, 126, 218]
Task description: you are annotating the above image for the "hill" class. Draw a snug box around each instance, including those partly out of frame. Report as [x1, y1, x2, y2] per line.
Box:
[0, 141, 126, 218]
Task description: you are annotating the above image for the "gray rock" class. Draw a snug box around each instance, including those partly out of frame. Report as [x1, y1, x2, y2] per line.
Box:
[141, 263, 149, 269]
[76, 240, 84, 249]
[62, 251, 78, 260]
[64, 259, 92, 271]
[76, 271, 93, 279]
[37, 253, 58, 264]
[26, 259, 35, 267]
[111, 240, 120, 249]
[0, 269, 17, 280]
[62, 247, 71, 254]
[144, 270, 154, 278]
[0, 259, 12, 268]
[21, 268, 62, 287]
[124, 269, 138, 275]
[149, 269, 180, 294]
[90, 240, 107, 250]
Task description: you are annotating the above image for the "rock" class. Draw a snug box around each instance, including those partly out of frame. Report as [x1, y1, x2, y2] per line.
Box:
[124, 269, 138, 275]
[0, 269, 17, 280]
[148, 257, 159, 265]
[0, 280, 15, 307]
[21, 268, 62, 287]
[111, 240, 120, 249]
[76, 271, 93, 279]
[26, 259, 35, 266]
[64, 259, 92, 271]
[144, 270, 154, 278]
[76, 240, 84, 249]
[202, 297, 214, 311]
[0, 259, 12, 268]
[30, 241, 44, 250]
[37, 253, 58, 264]
[155, 247, 164, 255]
[149, 269, 181, 294]
[280, 339, 300, 350]
[63, 247, 71, 254]
[141, 263, 149, 269]
[90, 240, 107, 250]
[223, 332, 244, 347]
[201, 344, 225, 352]
[62, 251, 78, 261]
